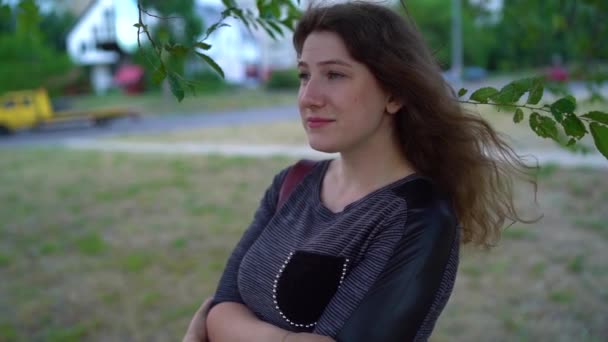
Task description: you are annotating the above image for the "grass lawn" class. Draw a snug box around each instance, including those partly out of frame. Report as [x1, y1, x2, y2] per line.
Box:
[68, 88, 297, 116]
[1, 149, 607, 341]
[114, 120, 309, 145]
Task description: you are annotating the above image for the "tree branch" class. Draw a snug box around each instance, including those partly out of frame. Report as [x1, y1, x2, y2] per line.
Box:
[457, 100, 553, 114]
[139, 7, 182, 20]
[137, 1, 158, 53]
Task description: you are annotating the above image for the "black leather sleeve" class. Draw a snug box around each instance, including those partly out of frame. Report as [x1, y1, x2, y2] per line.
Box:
[335, 179, 460, 342]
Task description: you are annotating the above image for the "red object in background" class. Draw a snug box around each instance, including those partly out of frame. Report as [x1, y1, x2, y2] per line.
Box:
[546, 66, 569, 82]
[245, 64, 259, 79]
[114, 64, 145, 94]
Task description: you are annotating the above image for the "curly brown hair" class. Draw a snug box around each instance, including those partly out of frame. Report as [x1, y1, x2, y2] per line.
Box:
[293, 1, 538, 247]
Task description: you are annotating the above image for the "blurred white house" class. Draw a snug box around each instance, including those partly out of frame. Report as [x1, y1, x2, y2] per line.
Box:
[65, 0, 300, 94]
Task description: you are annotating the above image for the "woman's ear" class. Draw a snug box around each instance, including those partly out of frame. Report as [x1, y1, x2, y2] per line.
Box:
[385, 95, 404, 115]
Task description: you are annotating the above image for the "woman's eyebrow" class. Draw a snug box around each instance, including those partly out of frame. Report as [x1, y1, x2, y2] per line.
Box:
[297, 59, 353, 68]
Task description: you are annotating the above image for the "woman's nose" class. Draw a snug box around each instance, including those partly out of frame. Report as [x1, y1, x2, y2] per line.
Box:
[298, 78, 324, 109]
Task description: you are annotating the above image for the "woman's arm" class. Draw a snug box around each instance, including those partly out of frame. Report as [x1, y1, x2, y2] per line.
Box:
[207, 302, 335, 342]
[182, 168, 288, 342]
[212, 168, 289, 306]
[201, 164, 334, 342]
[183, 298, 213, 342]
[206, 302, 286, 342]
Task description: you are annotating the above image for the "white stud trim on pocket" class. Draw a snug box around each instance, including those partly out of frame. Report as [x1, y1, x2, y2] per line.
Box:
[272, 251, 350, 329]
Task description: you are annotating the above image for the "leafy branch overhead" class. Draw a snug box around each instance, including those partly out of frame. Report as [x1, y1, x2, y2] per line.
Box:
[457, 78, 608, 159]
[135, 0, 301, 101]
[11, 0, 602, 160]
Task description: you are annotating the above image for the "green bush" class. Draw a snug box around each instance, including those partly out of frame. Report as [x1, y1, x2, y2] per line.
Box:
[0, 34, 73, 95]
[266, 68, 299, 90]
[189, 70, 231, 94]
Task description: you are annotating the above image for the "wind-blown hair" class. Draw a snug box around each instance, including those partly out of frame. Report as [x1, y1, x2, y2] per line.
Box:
[293, 2, 538, 247]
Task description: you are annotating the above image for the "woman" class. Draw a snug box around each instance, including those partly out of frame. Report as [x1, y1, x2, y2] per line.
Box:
[184, 2, 535, 341]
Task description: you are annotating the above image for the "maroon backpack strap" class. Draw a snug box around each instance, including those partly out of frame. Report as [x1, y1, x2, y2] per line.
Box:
[277, 159, 317, 210]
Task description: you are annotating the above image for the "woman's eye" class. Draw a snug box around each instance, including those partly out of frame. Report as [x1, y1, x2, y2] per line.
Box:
[327, 72, 344, 80]
[298, 72, 309, 81]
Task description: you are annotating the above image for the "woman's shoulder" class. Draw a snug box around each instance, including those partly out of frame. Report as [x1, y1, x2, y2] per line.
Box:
[273, 159, 331, 187]
[390, 176, 459, 235]
[267, 159, 330, 203]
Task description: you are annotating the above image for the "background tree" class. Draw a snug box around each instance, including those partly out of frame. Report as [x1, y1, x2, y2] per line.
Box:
[39, 9, 76, 51]
[399, 0, 495, 70]
[0, 0, 73, 95]
[396, 0, 607, 158]
[489, 0, 607, 101]
[2, 0, 605, 159]
[401, 0, 607, 79]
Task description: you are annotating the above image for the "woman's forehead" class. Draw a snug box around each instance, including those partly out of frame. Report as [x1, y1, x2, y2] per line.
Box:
[299, 32, 352, 62]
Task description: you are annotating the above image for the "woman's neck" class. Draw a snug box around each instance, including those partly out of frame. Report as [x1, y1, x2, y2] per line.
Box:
[330, 129, 415, 195]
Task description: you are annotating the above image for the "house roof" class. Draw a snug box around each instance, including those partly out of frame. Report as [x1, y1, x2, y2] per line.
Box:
[67, 0, 101, 41]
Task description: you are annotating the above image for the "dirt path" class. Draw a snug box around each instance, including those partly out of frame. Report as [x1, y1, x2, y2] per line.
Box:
[61, 139, 608, 169]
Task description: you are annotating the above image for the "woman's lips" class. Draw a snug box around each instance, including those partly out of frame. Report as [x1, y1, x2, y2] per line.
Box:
[307, 118, 335, 128]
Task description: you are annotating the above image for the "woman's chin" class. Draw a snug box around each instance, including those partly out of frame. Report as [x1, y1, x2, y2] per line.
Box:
[308, 141, 340, 154]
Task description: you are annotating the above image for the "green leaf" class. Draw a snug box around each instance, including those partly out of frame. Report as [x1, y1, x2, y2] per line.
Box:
[469, 87, 498, 103]
[270, 2, 282, 18]
[221, 0, 238, 8]
[582, 111, 608, 125]
[164, 43, 189, 57]
[257, 19, 277, 40]
[168, 73, 185, 102]
[458, 88, 468, 97]
[152, 64, 166, 85]
[205, 22, 230, 39]
[589, 123, 608, 160]
[196, 52, 225, 79]
[566, 138, 576, 147]
[266, 20, 284, 36]
[551, 96, 576, 114]
[513, 108, 524, 123]
[280, 17, 296, 29]
[186, 82, 197, 96]
[194, 42, 212, 50]
[562, 114, 587, 139]
[491, 78, 531, 104]
[550, 107, 564, 123]
[256, 0, 264, 12]
[529, 112, 558, 139]
[231, 8, 252, 31]
[527, 78, 544, 105]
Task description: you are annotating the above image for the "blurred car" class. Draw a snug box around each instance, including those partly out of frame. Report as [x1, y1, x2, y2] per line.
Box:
[463, 66, 488, 81]
[545, 65, 569, 82]
[0, 88, 139, 135]
[441, 66, 488, 84]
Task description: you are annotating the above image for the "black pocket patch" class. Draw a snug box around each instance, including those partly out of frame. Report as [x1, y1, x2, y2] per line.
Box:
[274, 250, 349, 329]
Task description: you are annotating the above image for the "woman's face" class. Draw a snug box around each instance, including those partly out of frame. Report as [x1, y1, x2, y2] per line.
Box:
[297, 31, 401, 154]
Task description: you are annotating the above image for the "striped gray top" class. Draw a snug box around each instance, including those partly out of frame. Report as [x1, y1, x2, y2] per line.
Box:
[212, 160, 460, 340]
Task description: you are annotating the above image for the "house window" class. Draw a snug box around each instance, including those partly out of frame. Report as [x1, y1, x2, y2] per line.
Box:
[81, 41, 87, 53]
[104, 8, 115, 38]
[3, 100, 15, 109]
